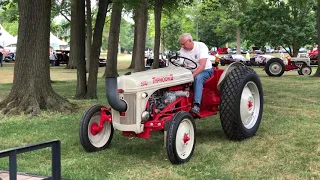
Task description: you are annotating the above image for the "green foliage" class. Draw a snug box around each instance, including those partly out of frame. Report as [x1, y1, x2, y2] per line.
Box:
[146, 11, 155, 49]
[120, 18, 134, 51]
[0, 21, 18, 35]
[192, 0, 250, 48]
[162, 14, 182, 51]
[161, 7, 197, 51]
[241, 0, 317, 54]
[0, 0, 18, 35]
[51, 19, 70, 42]
[0, 0, 18, 21]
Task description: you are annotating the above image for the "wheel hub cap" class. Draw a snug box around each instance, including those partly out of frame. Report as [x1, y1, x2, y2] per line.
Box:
[183, 133, 190, 144]
[240, 82, 260, 129]
[90, 122, 100, 136]
[269, 63, 282, 74]
[302, 68, 310, 75]
[88, 114, 112, 148]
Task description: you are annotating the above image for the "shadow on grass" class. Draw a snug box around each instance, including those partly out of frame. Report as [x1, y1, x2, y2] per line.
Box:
[102, 125, 229, 162]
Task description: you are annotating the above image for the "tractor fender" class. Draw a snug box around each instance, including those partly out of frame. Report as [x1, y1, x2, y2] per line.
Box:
[217, 62, 245, 91]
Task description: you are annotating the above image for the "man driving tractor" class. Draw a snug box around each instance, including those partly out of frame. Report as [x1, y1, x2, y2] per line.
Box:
[179, 33, 213, 114]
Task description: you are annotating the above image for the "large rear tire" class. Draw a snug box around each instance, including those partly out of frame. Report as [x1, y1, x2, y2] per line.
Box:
[220, 66, 263, 140]
[265, 58, 285, 77]
[79, 104, 114, 152]
[166, 111, 196, 164]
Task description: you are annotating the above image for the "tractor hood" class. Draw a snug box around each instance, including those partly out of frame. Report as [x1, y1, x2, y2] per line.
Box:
[118, 66, 193, 92]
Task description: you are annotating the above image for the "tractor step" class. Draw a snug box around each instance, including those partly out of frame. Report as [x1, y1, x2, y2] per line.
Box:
[197, 110, 217, 118]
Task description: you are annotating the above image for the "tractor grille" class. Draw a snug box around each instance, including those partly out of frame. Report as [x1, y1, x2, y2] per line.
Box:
[119, 93, 136, 125]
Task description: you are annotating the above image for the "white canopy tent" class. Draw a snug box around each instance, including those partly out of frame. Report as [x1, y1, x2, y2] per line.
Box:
[0, 24, 16, 47]
[50, 32, 68, 50]
[0, 25, 68, 50]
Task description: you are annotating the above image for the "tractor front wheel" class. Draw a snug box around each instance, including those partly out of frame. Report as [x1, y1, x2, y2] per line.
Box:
[220, 66, 263, 140]
[166, 111, 196, 164]
[298, 65, 312, 75]
[79, 104, 114, 152]
[265, 58, 285, 77]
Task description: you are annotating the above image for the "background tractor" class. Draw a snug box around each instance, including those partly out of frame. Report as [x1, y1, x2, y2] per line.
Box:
[265, 54, 312, 77]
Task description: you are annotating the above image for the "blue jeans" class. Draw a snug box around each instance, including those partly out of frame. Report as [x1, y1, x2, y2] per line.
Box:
[193, 68, 213, 104]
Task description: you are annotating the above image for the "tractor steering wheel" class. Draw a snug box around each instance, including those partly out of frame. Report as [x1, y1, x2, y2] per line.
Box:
[169, 55, 198, 70]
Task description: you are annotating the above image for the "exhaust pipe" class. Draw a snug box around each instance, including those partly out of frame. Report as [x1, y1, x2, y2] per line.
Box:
[105, 77, 127, 112]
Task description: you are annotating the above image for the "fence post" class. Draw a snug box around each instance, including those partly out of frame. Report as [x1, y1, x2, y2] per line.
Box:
[9, 151, 17, 180]
[52, 141, 61, 180]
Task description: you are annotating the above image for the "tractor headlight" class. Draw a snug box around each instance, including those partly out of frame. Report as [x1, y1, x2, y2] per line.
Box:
[141, 111, 150, 122]
[141, 92, 148, 98]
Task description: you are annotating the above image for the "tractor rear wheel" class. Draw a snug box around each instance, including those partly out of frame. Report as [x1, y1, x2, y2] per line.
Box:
[79, 104, 114, 152]
[265, 58, 285, 77]
[220, 66, 263, 140]
[298, 65, 312, 75]
[166, 111, 196, 164]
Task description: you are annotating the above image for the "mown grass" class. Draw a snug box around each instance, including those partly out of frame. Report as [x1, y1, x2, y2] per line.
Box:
[0, 58, 319, 179]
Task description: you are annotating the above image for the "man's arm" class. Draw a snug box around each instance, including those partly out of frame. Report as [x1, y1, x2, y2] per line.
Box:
[192, 58, 206, 77]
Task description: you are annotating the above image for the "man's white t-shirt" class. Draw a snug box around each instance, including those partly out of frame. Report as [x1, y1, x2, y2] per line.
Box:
[179, 41, 212, 72]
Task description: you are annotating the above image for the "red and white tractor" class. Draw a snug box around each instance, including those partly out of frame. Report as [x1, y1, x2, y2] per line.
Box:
[79, 56, 264, 164]
[265, 54, 312, 77]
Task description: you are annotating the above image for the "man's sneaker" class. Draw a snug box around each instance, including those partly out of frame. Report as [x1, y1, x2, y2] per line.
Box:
[191, 104, 200, 114]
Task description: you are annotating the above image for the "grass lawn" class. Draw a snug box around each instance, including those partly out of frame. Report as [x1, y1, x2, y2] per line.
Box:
[0, 55, 319, 179]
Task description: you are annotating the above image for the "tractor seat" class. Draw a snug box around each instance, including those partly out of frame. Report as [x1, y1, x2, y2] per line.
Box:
[203, 74, 215, 90]
[203, 67, 223, 91]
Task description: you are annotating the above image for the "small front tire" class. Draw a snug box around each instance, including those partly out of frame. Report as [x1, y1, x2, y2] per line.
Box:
[166, 111, 196, 164]
[298, 65, 312, 75]
[79, 104, 114, 152]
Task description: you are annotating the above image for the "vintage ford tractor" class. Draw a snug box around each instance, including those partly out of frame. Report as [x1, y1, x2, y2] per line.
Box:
[265, 54, 312, 77]
[79, 56, 264, 164]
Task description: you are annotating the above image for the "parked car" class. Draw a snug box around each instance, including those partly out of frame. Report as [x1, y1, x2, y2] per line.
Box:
[146, 55, 167, 68]
[0, 48, 10, 55]
[98, 58, 107, 67]
[4, 44, 17, 53]
[299, 48, 308, 53]
[54, 50, 69, 66]
[230, 48, 247, 54]
[252, 50, 265, 54]
[219, 54, 251, 66]
[250, 54, 275, 66]
[4, 52, 15, 62]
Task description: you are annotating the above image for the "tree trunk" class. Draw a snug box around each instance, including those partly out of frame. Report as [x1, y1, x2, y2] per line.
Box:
[86, 0, 110, 99]
[104, 0, 123, 77]
[0, 0, 73, 116]
[152, 0, 164, 69]
[86, 0, 92, 72]
[68, 0, 79, 69]
[236, 28, 241, 54]
[133, 0, 148, 72]
[128, 18, 137, 69]
[72, 0, 87, 99]
[314, 0, 320, 76]
[292, 41, 299, 57]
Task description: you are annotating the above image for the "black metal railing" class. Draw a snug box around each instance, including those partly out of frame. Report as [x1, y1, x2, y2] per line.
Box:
[0, 140, 61, 180]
